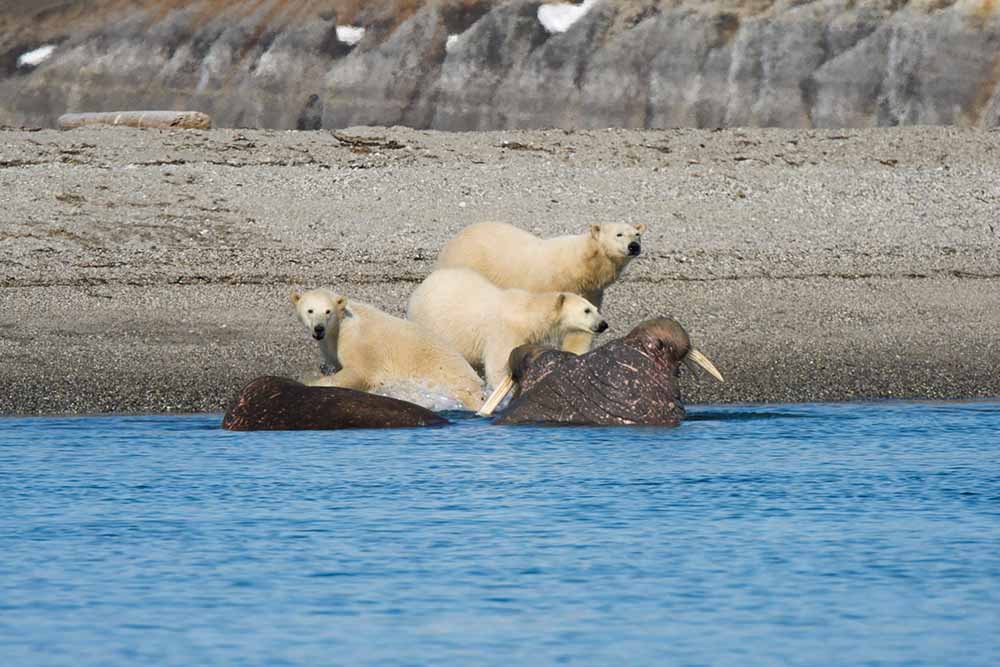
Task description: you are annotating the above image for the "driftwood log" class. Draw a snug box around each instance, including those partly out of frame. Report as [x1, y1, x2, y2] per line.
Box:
[58, 111, 211, 130]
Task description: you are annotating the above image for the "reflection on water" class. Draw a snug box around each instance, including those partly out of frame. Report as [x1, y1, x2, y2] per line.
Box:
[1, 402, 998, 667]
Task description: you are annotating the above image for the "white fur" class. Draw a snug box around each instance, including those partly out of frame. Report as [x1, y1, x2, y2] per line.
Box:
[436, 222, 644, 354]
[293, 288, 344, 372]
[292, 288, 484, 411]
[406, 268, 607, 388]
[437, 221, 644, 299]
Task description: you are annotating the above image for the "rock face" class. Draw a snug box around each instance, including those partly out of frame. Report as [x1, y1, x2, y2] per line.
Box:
[3, 0, 1000, 129]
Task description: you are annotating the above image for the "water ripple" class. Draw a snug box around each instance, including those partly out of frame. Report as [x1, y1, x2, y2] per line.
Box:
[0, 402, 997, 666]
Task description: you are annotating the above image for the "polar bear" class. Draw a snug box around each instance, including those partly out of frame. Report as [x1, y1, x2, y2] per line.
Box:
[435, 221, 645, 354]
[406, 268, 608, 390]
[291, 288, 485, 411]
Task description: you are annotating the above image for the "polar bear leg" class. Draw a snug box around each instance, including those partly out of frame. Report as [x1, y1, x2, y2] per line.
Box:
[306, 367, 369, 391]
[454, 386, 485, 412]
[484, 336, 520, 390]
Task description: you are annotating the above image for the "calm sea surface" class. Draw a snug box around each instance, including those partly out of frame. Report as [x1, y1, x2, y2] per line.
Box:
[1, 402, 998, 666]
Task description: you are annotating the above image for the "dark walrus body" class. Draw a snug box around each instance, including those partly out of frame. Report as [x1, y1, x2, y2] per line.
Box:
[222, 376, 449, 431]
[506, 345, 576, 400]
[495, 318, 721, 427]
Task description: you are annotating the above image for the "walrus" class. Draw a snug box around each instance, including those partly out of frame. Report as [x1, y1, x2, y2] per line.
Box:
[476, 345, 576, 415]
[221, 376, 449, 431]
[486, 318, 723, 426]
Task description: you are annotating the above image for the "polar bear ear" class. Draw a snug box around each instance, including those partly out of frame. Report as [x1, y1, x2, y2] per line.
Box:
[555, 293, 566, 311]
[290, 290, 301, 305]
[335, 296, 347, 312]
[634, 223, 646, 233]
[589, 224, 601, 238]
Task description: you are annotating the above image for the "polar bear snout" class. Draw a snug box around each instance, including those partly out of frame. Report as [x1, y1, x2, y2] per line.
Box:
[312, 324, 326, 340]
[595, 222, 645, 259]
[559, 294, 608, 336]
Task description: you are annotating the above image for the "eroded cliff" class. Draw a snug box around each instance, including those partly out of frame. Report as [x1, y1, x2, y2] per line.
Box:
[3, 0, 999, 129]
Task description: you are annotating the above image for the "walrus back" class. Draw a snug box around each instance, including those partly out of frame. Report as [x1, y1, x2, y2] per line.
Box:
[222, 376, 449, 431]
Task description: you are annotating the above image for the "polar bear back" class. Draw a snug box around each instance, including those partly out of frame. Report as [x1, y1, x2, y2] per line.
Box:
[407, 268, 540, 360]
[337, 300, 484, 409]
[406, 268, 588, 388]
[436, 222, 594, 294]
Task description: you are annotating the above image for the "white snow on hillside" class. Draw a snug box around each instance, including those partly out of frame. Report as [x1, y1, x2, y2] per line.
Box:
[17, 44, 56, 68]
[538, 0, 597, 34]
[336, 26, 366, 46]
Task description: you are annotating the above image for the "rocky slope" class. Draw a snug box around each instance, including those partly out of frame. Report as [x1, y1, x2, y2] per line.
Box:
[2, 0, 1000, 130]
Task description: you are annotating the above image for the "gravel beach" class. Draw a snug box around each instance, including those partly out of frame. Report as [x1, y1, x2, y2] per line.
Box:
[1, 125, 998, 415]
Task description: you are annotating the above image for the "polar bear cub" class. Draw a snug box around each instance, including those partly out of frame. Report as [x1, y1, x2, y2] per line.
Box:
[406, 268, 608, 389]
[435, 221, 645, 354]
[292, 288, 485, 411]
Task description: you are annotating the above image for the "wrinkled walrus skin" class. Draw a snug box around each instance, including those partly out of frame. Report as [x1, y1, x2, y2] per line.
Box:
[495, 318, 719, 427]
[222, 376, 449, 431]
[506, 345, 576, 400]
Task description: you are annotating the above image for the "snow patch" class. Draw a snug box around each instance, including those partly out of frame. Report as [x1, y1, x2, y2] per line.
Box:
[17, 44, 56, 68]
[538, 0, 597, 34]
[336, 26, 366, 46]
[446, 34, 460, 53]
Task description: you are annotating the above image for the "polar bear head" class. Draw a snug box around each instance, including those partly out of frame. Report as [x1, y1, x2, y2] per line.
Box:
[590, 222, 646, 259]
[291, 288, 346, 341]
[556, 293, 608, 334]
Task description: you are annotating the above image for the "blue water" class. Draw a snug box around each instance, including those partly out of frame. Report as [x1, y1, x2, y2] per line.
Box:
[1, 402, 998, 667]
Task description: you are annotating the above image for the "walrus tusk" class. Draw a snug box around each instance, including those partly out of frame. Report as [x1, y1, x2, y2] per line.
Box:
[477, 375, 515, 417]
[687, 349, 724, 383]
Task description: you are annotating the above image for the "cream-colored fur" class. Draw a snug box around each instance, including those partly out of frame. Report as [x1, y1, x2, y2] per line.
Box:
[436, 221, 645, 354]
[292, 288, 484, 411]
[406, 268, 608, 388]
[292, 289, 343, 373]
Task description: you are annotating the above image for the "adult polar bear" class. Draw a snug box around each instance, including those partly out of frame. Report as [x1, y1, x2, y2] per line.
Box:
[292, 288, 484, 411]
[436, 222, 645, 354]
[407, 268, 608, 390]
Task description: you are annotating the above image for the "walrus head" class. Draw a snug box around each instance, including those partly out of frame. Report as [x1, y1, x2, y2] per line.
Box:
[624, 318, 724, 382]
[510, 345, 575, 393]
[481, 317, 723, 420]
[478, 344, 574, 417]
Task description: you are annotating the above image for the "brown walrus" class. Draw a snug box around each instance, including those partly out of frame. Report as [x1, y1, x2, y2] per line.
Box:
[486, 318, 723, 426]
[221, 376, 449, 431]
[476, 344, 576, 415]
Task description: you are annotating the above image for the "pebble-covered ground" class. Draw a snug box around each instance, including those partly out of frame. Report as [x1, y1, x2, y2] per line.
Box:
[1, 126, 998, 414]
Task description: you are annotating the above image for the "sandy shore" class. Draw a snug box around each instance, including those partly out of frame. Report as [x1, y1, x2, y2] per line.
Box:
[1, 125, 998, 415]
